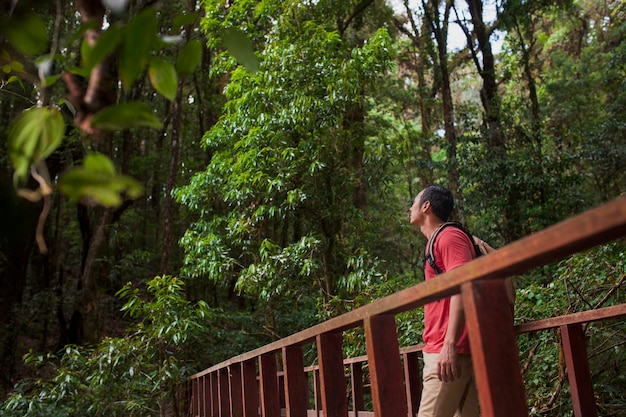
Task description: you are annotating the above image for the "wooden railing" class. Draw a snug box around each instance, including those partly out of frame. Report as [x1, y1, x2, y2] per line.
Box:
[186, 195, 626, 417]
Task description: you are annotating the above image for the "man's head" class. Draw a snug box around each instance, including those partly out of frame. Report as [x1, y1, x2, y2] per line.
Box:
[412, 185, 454, 223]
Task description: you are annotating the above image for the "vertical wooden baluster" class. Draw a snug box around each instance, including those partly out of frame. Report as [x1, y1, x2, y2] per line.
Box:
[364, 315, 408, 417]
[462, 279, 528, 417]
[230, 364, 244, 417]
[403, 351, 422, 417]
[242, 359, 259, 417]
[219, 368, 231, 417]
[279, 372, 285, 412]
[350, 362, 364, 417]
[211, 372, 219, 417]
[314, 368, 321, 417]
[260, 353, 280, 417]
[561, 323, 598, 417]
[283, 345, 308, 417]
[317, 332, 348, 417]
[203, 375, 211, 417]
[184, 379, 192, 417]
[192, 378, 199, 417]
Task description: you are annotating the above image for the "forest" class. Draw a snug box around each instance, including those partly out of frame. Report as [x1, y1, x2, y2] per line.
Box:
[0, 0, 624, 415]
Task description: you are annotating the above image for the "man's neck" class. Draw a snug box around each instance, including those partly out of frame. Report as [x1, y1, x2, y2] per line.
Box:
[421, 218, 446, 241]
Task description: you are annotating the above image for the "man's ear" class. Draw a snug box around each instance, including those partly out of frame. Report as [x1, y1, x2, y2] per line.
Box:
[422, 200, 431, 213]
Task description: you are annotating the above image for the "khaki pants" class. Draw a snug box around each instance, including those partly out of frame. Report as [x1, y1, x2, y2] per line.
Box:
[417, 352, 479, 417]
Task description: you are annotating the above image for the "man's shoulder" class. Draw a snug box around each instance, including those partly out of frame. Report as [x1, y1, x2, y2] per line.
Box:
[435, 225, 475, 258]
[437, 223, 472, 243]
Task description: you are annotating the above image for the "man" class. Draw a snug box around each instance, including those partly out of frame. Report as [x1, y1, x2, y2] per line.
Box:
[409, 185, 479, 417]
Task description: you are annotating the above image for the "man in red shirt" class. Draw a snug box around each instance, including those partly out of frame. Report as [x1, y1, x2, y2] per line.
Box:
[409, 185, 479, 417]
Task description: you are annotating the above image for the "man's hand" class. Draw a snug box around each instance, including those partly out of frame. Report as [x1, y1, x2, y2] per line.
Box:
[437, 343, 459, 382]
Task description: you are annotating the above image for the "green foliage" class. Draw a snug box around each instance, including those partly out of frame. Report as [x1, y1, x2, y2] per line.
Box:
[8, 106, 64, 186]
[58, 153, 143, 207]
[0, 3, 243, 209]
[90, 102, 163, 131]
[148, 57, 178, 102]
[1, 276, 212, 417]
[177, 10, 397, 316]
[514, 241, 626, 415]
[220, 27, 259, 72]
[0, 13, 49, 55]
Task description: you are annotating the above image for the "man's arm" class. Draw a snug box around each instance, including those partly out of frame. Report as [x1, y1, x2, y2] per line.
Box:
[437, 293, 465, 382]
[436, 228, 473, 382]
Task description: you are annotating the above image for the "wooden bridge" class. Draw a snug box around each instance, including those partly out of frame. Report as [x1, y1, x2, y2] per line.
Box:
[185, 195, 626, 417]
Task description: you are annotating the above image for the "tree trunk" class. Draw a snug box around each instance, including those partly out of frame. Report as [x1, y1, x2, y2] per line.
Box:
[466, 0, 503, 148]
[161, 82, 183, 275]
[0, 180, 39, 392]
[63, 0, 117, 344]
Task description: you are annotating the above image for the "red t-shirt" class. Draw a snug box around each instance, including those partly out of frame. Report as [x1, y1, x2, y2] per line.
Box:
[422, 226, 475, 354]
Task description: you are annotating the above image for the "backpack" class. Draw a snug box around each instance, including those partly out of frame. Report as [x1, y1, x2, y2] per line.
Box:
[423, 222, 516, 307]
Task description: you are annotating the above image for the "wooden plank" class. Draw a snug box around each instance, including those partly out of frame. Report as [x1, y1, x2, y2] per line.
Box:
[462, 279, 528, 417]
[364, 315, 408, 417]
[283, 346, 308, 417]
[260, 353, 280, 417]
[515, 304, 626, 334]
[561, 323, 598, 417]
[242, 359, 259, 417]
[190, 196, 626, 379]
[230, 364, 244, 417]
[403, 351, 421, 417]
[349, 362, 364, 415]
[219, 368, 231, 417]
[317, 332, 348, 417]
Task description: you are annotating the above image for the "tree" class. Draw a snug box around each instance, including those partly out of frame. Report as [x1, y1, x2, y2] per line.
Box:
[176, 1, 397, 334]
[0, 0, 210, 386]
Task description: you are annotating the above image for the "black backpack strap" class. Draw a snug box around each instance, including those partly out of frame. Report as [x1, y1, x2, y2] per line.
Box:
[422, 222, 482, 275]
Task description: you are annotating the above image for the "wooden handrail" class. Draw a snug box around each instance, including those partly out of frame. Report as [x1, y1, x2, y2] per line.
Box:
[191, 195, 626, 379]
[515, 303, 626, 334]
[187, 195, 626, 417]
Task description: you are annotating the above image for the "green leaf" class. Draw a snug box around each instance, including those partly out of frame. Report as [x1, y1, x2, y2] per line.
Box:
[91, 102, 163, 130]
[10, 60, 25, 73]
[221, 27, 259, 73]
[1, 13, 49, 55]
[83, 152, 116, 176]
[176, 40, 202, 76]
[172, 12, 199, 31]
[149, 57, 178, 101]
[8, 107, 65, 184]
[83, 25, 122, 71]
[58, 153, 143, 207]
[119, 8, 157, 89]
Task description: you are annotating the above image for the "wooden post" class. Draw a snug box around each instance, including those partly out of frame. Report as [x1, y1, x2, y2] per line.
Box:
[317, 332, 348, 417]
[364, 315, 408, 417]
[462, 279, 528, 417]
[242, 359, 259, 417]
[403, 351, 422, 417]
[561, 323, 598, 417]
[283, 345, 308, 417]
[349, 362, 364, 416]
[260, 353, 280, 417]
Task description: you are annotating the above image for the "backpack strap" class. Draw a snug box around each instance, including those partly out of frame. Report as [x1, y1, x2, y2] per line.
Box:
[422, 222, 482, 275]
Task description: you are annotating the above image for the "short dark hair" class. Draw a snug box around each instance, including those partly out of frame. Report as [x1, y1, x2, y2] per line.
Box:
[419, 185, 454, 221]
